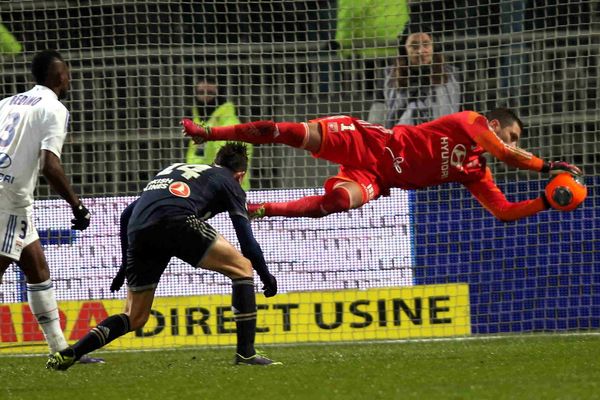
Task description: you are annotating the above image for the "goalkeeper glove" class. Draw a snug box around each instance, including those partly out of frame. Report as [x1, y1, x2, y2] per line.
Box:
[71, 203, 91, 230]
[260, 273, 278, 298]
[181, 119, 211, 144]
[540, 192, 552, 210]
[541, 161, 582, 176]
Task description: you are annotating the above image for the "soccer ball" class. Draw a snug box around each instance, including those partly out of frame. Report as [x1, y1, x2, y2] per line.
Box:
[544, 172, 587, 211]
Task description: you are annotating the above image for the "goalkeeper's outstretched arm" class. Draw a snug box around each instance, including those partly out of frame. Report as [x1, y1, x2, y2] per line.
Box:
[464, 168, 547, 222]
[466, 111, 582, 175]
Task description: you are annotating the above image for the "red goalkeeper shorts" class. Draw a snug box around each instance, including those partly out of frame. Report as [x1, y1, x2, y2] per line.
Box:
[310, 115, 392, 203]
[324, 166, 387, 203]
[310, 115, 390, 167]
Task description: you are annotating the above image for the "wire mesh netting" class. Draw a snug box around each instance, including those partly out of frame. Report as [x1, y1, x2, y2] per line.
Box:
[0, 1, 598, 349]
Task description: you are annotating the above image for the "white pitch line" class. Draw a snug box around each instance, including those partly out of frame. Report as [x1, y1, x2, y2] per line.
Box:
[0, 331, 598, 358]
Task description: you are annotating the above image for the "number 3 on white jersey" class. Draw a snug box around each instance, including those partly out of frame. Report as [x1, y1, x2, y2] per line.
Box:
[0, 112, 21, 147]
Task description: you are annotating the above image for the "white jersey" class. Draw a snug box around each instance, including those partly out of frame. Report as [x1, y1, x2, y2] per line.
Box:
[0, 85, 69, 213]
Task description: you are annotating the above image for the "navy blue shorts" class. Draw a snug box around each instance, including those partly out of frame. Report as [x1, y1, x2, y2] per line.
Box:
[126, 215, 218, 291]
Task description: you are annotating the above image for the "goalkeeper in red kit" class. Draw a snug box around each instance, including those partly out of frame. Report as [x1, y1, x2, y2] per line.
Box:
[181, 108, 582, 222]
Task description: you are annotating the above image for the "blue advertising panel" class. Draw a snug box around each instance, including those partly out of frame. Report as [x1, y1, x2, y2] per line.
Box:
[412, 177, 599, 333]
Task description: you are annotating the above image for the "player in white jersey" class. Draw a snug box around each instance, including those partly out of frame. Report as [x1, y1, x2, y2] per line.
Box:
[0, 50, 101, 364]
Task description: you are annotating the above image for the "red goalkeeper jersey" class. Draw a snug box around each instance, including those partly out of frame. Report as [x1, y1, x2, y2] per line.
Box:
[379, 111, 544, 189]
[313, 111, 547, 221]
[383, 111, 547, 220]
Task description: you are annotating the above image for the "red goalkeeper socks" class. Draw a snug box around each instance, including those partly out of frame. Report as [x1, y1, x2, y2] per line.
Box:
[262, 188, 352, 218]
[208, 121, 308, 148]
[264, 195, 327, 218]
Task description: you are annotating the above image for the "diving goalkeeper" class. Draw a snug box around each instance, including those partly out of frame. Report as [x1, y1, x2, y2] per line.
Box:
[182, 108, 583, 221]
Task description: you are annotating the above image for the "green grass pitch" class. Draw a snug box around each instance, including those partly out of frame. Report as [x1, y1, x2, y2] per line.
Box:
[1, 334, 599, 400]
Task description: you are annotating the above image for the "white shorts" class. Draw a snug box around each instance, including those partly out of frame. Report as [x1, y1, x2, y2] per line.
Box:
[0, 210, 39, 261]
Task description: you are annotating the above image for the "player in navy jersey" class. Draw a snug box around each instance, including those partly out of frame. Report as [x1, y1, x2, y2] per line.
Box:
[47, 143, 280, 369]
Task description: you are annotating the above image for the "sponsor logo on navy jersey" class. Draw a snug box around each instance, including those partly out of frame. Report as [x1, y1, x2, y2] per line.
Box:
[169, 181, 191, 198]
[143, 178, 173, 191]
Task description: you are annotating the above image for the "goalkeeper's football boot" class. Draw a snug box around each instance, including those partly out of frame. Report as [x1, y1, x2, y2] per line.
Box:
[181, 118, 211, 144]
[46, 351, 76, 371]
[247, 203, 266, 219]
[234, 351, 282, 366]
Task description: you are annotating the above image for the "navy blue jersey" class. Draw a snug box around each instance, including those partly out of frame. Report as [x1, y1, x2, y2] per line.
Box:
[128, 163, 247, 234]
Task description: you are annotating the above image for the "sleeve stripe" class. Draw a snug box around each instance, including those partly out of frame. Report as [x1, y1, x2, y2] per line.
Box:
[505, 144, 533, 160]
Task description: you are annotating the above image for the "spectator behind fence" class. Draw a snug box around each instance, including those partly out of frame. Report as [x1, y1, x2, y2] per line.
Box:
[185, 77, 253, 190]
[369, 31, 461, 128]
[0, 23, 22, 100]
[0, 23, 22, 54]
[335, 0, 409, 59]
[335, 0, 409, 95]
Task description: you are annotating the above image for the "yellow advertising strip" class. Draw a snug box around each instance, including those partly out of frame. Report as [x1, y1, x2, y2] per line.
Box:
[0, 284, 470, 354]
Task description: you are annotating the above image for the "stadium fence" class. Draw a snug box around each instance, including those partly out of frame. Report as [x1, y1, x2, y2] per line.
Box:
[0, 1, 598, 352]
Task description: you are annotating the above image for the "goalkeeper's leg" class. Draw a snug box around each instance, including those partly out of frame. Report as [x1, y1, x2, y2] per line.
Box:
[182, 119, 323, 152]
[250, 182, 364, 218]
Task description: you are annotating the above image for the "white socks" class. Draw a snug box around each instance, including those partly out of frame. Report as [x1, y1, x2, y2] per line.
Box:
[27, 279, 68, 353]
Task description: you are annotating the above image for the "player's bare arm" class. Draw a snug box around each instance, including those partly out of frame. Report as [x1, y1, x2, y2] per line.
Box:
[40, 150, 90, 230]
[40, 150, 79, 207]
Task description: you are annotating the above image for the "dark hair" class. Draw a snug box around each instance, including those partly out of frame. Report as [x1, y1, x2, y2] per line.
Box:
[393, 32, 446, 88]
[31, 50, 64, 85]
[485, 108, 524, 131]
[214, 142, 248, 172]
[197, 76, 217, 85]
